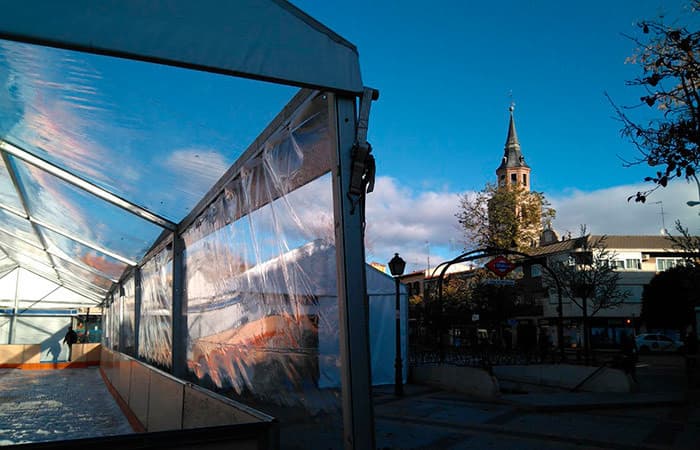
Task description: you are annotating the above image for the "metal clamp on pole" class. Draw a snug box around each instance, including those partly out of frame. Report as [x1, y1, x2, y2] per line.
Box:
[347, 87, 379, 213]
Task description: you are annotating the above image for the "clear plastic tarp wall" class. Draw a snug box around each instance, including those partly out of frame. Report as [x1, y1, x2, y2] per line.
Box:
[138, 245, 173, 368]
[183, 93, 339, 414]
[120, 276, 135, 355]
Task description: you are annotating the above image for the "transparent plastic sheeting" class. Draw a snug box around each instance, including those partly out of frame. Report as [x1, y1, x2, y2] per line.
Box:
[121, 276, 136, 355]
[183, 92, 337, 413]
[0, 38, 296, 223]
[11, 156, 164, 262]
[138, 246, 173, 368]
[103, 293, 117, 350]
[180, 91, 408, 419]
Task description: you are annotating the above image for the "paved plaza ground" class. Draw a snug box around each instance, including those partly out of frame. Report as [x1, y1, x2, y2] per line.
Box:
[0, 355, 697, 449]
[284, 354, 700, 449]
[0, 367, 133, 445]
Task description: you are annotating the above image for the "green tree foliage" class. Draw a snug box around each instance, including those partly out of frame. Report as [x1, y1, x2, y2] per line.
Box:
[456, 183, 555, 252]
[610, 1, 700, 202]
[641, 264, 700, 331]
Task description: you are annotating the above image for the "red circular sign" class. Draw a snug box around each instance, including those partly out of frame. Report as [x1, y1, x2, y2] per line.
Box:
[485, 256, 516, 277]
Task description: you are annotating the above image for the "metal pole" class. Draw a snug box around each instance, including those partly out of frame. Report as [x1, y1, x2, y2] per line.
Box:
[394, 277, 403, 396]
[330, 93, 375, 450]
[171, 234, 186, 378]
[557, 281, 564, 360]
[8, 268, 19, 344]
[134, 268, 142, 358]
[0, 140, 177, 231]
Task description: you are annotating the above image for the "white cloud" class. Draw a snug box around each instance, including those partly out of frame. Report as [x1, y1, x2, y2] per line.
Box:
[549, 181, 700, 237]
[364, 177, 700, 272]
[365, 177, 464, 271]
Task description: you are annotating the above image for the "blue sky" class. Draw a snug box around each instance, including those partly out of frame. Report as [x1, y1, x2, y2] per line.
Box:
[292, 0, 700, 271]
[1, 2, 698, 278]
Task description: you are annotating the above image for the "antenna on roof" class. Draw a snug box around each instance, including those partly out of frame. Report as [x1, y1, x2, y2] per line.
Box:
[651, 201, 668, 235]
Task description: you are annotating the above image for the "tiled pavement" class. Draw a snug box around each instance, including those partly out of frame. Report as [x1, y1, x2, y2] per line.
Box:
[0, 368, 133, 446]
[0, 356, 698, 449]
[282, 355, 700, 449]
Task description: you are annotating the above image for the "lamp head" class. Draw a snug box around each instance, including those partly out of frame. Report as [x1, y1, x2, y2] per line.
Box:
[388, 253, 406, 277]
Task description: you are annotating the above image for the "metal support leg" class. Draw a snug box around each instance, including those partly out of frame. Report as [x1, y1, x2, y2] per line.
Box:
[331, 94, 375, 450]
[134, 268, 142, 359]
[8, 268, 19, 344]
[171, 234, 186, 378]
[394, 277, 403, 396]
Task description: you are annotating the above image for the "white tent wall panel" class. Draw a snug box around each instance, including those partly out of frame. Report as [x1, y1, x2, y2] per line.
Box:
[41, 286, 100, 306]
[16, 267, 59, 301]
[14, 315, 70, 362]
[0, 316, 9, 343]
[0, 268, 18, 302]
[0, 267, 97, 306]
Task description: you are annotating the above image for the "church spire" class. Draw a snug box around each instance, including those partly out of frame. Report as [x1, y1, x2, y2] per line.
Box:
[496, 103, 531, 190]
[497, 103, 529, 171]
[505, 104, 519, 149]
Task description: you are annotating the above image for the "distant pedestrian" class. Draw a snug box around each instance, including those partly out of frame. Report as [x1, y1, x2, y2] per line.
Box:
[538, 328, 550, 361]
[63, 326, 78, 361]
[684, 331, 698, 385]
[620, 334, 638, 383]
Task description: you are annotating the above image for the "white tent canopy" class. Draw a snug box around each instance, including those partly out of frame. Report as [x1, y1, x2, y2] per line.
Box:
[0, 267, 99, 310]
[0, 0, 363, 94]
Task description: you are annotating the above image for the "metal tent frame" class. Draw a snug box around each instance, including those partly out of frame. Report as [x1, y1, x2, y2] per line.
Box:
[0, 2, 376, 448]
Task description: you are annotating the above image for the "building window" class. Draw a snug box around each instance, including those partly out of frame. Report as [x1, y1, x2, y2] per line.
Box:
[499, 174, 505, 186]
[413, 282, 420, 295]
[523, 174, 527, 186]
[511, 173, 517, 183]
[656, 258, 685, 271]
[625, 259, 642, 270]
[602, 259, 625, 270]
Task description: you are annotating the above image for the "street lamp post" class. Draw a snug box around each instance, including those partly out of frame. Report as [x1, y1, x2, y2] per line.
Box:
[388, 253, 406, 397]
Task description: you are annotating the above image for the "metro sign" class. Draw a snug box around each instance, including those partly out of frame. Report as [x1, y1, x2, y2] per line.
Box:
[485, 255, 516, 277]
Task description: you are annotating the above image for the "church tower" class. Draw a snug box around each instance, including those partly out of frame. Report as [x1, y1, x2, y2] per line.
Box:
[496, 104, 531, 190]
[488, 104, 543, 249]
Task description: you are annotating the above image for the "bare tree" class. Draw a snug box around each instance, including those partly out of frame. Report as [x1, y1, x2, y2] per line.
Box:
[545, 230, 630, 359]
[666, 219, 700, 267]
[610, 0, 700, 202]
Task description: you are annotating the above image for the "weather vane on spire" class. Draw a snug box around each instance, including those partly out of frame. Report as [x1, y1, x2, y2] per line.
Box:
[508, 90, 515, 112]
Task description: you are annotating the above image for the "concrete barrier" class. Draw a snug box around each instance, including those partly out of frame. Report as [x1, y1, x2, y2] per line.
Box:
[99, 347, 277, 449]
[411, 365, 500, 399]
[183, 384, 265, 429]
[492, 364, 633, 392]
[147, 368, 184, 432]
[0, 343, 97, 369]
[128, 361, 151, 429]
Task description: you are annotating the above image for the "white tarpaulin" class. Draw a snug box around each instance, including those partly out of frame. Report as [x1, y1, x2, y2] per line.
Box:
[0, 0, 363, 93]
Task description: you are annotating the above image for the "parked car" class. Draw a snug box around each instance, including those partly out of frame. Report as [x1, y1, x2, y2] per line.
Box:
[635, 333, 684, 353]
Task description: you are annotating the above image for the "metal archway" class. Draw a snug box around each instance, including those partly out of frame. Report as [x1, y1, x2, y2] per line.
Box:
[431, 247, 564, 359]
